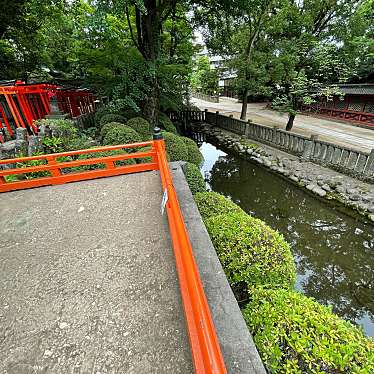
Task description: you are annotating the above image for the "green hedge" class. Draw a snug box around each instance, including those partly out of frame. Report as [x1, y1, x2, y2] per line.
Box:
[102, 123, 142, 146]
[126, 117, 152, 140]
[100, 114, 127, 127]
[181, 136, 203, 166]
[158, 112, 178, 134]
[243, 288, 374, 373]
[162, 131, 189, 162]
[194, 191, 244, 221]
[184, 162, 205, 195]
[205, 212, 296, 290]
[65, 150, 136, 172]
[135, 146, 153, 164]
[100, 122, 125, 139]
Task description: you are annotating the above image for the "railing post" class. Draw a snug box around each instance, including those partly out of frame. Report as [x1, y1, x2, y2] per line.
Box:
[215, 111, 219, 127]
[204, 109, 208, 122]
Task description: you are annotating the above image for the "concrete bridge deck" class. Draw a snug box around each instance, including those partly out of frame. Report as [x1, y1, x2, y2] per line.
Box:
[0, 171, 193, 373]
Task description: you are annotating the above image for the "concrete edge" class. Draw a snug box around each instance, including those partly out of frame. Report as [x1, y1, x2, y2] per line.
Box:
[170, 161, 267, 374]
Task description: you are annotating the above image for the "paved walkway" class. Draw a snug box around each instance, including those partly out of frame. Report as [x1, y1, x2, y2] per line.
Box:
[0, 172, 193, 373]
[192, 97, 374, 153]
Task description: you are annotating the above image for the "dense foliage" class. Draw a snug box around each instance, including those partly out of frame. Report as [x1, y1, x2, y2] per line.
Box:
[35, 118, 92, 151]
[184, 162, 206, 195]
[100, 114, 127, 127]
[205, 211, 296, 291]
[126, 117, 152, 140]
[102, 123, 142, 146]
[243, 288, 374, 373]
[194, 191, 244, 221]
[162, 131, 189, 162]
[180, 137, 204, 166]
[158, 112, 178, 134]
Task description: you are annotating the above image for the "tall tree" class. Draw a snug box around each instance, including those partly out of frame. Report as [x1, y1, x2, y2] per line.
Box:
[193, 0, 277, 120]
[267, 0, 358, 130]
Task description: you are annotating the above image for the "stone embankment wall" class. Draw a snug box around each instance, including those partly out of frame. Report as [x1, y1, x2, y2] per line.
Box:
[170, 110, 373, 182]
[206, 111, 373, 182]
[199, 125, 374, 222]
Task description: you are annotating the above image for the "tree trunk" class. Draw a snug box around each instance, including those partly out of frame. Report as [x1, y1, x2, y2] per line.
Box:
[240, 89, 248, 120]
[286, 113, 295, 131]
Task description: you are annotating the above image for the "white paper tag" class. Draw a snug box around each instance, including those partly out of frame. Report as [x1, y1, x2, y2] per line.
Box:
[161, 188, 168, 215]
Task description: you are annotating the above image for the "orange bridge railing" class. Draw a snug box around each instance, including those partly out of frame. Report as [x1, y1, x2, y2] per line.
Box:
[0, 129, 227, 374]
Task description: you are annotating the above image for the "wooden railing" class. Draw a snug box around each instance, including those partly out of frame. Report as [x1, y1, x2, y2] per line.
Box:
[0, 130, 227, 374]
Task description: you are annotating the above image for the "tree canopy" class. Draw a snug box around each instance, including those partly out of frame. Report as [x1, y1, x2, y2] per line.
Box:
[0, 0, 372, 127]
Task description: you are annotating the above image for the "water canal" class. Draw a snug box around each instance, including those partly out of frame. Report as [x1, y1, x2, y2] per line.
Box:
[194, 134, 374, 337]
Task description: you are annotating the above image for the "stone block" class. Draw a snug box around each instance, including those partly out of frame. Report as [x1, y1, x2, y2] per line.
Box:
[324, 145, 335, 163]
[16, 127, 27, 141]
[346, 152, 358, 170]
[28, 136, 43, 156]
[355, 154, 367, 174]
[332, 148, 342, 165]
[340, 149, 350, 167]
[364, 149, 374, 176]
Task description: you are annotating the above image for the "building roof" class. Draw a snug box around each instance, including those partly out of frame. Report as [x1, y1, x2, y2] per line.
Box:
[337, 84, 374, 95]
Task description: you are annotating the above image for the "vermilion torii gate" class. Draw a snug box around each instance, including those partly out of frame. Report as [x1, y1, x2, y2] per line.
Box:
[0, 80, 95, 141]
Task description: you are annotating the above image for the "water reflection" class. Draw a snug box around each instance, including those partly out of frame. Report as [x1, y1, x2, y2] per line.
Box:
[199, 140, 374, 337]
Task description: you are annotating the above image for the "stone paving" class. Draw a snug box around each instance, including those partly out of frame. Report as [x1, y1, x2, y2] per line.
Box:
[192, 97, 374, 153]
[0, 172, 193, 373]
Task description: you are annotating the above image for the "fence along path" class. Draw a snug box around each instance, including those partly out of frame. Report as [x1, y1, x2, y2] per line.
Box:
[169, 110, 374, 181]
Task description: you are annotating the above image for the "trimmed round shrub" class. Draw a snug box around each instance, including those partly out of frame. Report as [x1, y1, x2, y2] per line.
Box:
[100, 122, 124, 139]
[102, 124, 142, 146]
[243, 288, 374, 373]
[181, 136, 203, 166]
[205, 212, 296, 290]
[158, 112, 178, 134]
[194, 192, 244, 221]
[100, 114, 127, 127]
[162, 131, 188, 162]
[184, 162, 205, 195]
[126, 117, 152, 140]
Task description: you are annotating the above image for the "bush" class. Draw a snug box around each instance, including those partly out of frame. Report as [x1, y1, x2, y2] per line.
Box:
[205, 212, 296, 290]
[194, 191, 244, 221]
[100, 114, 127, 127]
[184, 162, 205, 195]
[158, 112, 178, 134]
[162, 131, 188, 162]
[100, 122, 126, 139]
[181, 136, 203, 166]
[135, 146, 153, 164]
[126, 117, 152, 140]
[243, 288, 374, 373]
[65, 150, 136, 172]
[35, 119, 89, 151]
[122, 109, 142, 120]
[94, 105, 111, 125]
[102, 123, 142, 146]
